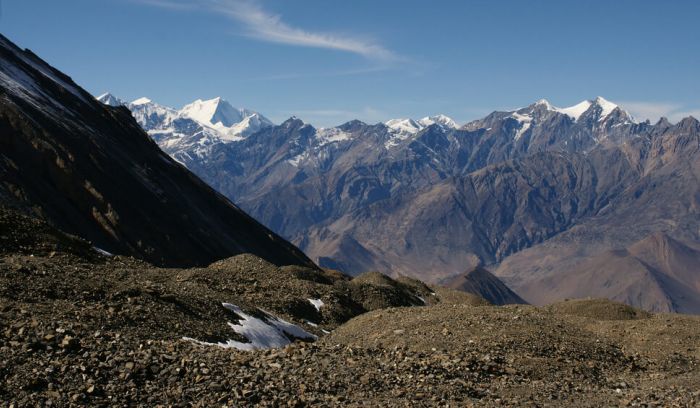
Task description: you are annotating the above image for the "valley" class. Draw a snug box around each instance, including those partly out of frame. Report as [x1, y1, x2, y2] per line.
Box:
[101, 89, 700, 313]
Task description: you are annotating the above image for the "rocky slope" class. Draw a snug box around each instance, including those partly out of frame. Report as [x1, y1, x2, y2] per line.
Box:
[442, 267, 526, 305]
[494, 119, 700, 312]
[2, 215, 699, 406]
[0, 34, 310, 268]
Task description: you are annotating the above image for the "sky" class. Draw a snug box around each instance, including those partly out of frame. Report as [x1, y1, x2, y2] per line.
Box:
[2, 0, 699, 127]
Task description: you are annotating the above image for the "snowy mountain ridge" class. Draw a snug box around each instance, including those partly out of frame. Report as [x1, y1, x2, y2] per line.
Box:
[525, 96, 632, 123]
[95, 93, 274, 142]
[385, 114, 459, 136]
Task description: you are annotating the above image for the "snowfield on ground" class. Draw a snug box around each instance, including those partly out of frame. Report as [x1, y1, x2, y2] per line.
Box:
[185, 303, 316, 351]
[93, 247, 113, 257]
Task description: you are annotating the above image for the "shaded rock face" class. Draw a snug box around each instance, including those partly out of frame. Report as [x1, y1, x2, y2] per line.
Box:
[441, 267, 526, 306]
[0, 34, 312, 268]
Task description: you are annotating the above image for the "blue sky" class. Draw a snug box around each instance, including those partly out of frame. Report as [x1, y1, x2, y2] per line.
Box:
[2, 0, 699, 126]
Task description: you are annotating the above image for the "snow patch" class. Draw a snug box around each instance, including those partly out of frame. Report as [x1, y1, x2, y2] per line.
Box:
[555, 100, 592, 121]
[9, 48, 90, 104]
[594, 96, 618, 121]
[287, 151, 309, 167]
[511, 112, 532, 141]
[384, 114, 457, 149]
[181, 97, 234, 127]
[384, 118, 421, 149]
[0, 60, 82, 122]
[131, 97, 152, 105]
[93, 247, 113, 257]
[316, 128, 351, 146]
[308, 298, 325, 311]
[385, 118, 422, 135]
[185, 303, 316, 351]
[178, 97, 272, 141]
[386, 115, 457, 135]
[418, 114, 458, 129]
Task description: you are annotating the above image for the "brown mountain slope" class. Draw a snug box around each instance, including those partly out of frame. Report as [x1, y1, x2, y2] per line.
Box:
[0, 34, 312, 268]
[504, 233, 700, 313]
[442, 267, 526, 305]
[493, 118, 700, 312]
[628, 232, 700, 292]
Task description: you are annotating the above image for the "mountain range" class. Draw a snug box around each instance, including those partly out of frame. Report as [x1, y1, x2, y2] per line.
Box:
[4, 23, 700, 408]
[101, 90, 700, 313]
[96, 93, 273, 163]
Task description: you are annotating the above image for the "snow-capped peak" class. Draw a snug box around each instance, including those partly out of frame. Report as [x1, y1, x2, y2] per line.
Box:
[227, 113, 270, 139]
[96, 92, 124, 106]
[553, 97, 624, 122]
[131, 97, 153, 106]
[179, 97, 273, 141]
[386, 114, 458, 137]
[385, 118, 423, 135]
[592, 96, 618, 119]
[418, 114, 458, 129]
[512, 96, 629, 123]
[555, 100, 592, 121]
[180, 97, 246, 128]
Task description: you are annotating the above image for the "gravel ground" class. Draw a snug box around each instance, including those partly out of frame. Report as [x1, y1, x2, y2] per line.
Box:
[1, 207, 700, 406]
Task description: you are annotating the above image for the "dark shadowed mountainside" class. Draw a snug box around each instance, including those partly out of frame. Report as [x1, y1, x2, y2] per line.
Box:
[0, 34, 312, 268]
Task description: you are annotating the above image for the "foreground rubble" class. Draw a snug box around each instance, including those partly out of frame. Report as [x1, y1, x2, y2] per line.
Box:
[1, 208, 699, 406]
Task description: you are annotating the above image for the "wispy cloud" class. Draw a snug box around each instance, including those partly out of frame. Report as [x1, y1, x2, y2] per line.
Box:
[133, 0, 193, 11]
[620, 101, 700, 123]
[133, 0, 399, 62]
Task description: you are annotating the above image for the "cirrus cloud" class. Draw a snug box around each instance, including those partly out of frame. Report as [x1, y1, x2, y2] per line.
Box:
[134, 0, 399, 63]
